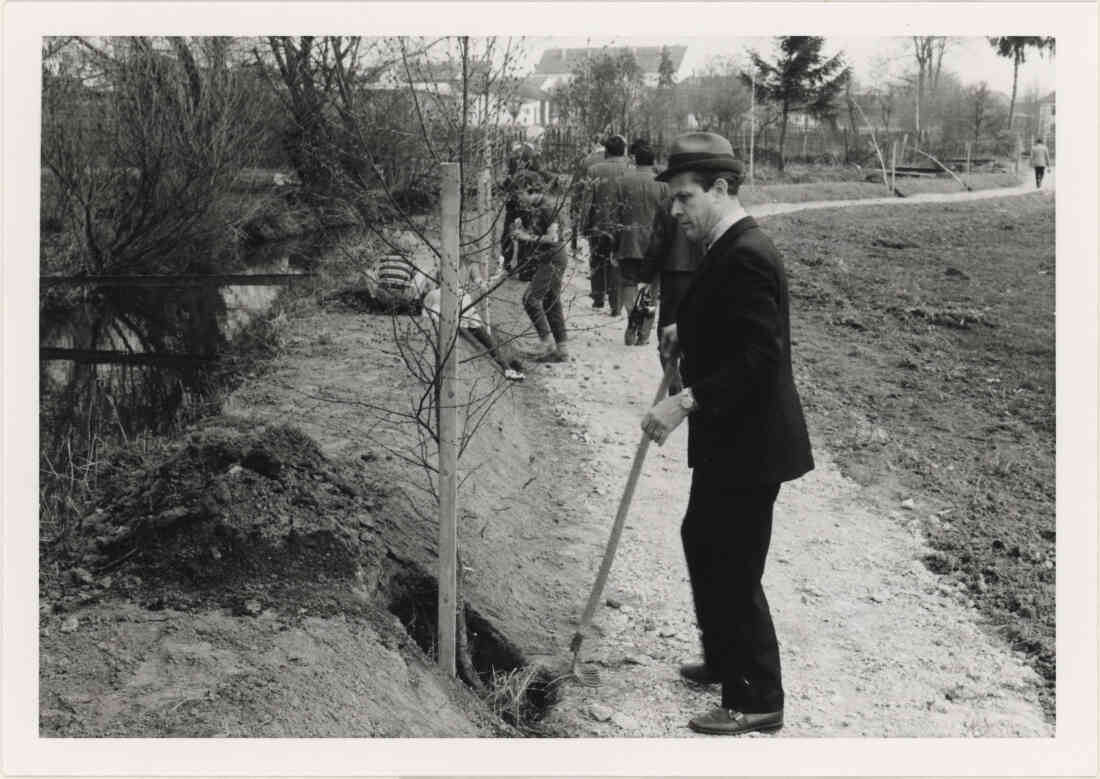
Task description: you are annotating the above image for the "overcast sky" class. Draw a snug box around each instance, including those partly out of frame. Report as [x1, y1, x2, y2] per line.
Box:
[523, 36, 1056, 99]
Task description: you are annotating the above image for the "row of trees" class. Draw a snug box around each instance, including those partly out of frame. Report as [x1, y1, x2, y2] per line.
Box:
[546, 36, 1055, 171]
[41, 36, 538, 276]
[41, 34, 1058, 279]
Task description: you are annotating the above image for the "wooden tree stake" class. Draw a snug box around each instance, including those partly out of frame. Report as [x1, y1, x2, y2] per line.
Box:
[437, 162, 460, 678]
[477, 166, 494, 327]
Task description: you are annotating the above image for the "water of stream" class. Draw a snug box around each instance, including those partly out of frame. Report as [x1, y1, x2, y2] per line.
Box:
[39, 234, 325, 447]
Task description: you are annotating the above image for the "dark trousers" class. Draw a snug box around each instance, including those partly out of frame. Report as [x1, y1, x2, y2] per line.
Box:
[523, 259, 567, 342]
[588, 235, 620, 311]
[681, 470, 783, 712]
[1034, 166, 1046, 188]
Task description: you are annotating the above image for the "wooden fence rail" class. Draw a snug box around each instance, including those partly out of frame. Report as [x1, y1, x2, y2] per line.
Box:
[40, 348, 213, 366]
[40, 273, 316, 289]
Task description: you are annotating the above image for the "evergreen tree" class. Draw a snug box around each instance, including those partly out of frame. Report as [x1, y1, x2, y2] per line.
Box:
[988, 37, 1055, 132]
[741, 36, 850, 171]
[657, 46, 677, 88]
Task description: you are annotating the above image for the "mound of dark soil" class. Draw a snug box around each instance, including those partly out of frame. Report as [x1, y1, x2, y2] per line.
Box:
[75, 418, 386, 592]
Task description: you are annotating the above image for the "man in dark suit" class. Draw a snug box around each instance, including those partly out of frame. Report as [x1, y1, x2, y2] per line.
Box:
[641, 132, 814, 736]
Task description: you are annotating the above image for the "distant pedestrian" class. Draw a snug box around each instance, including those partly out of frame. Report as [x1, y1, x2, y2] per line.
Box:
[641, 131, 814, 736]
[637, 200, 704, 384]
[1029, 138, 1050, 189]
[614, 142, 667, 344]
[511, 171, 570, 363]
[584, 134, 631, 314]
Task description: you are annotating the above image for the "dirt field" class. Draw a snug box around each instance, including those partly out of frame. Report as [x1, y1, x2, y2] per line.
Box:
[764, 192, 1056, 716]
[38, 184, 1055, 740]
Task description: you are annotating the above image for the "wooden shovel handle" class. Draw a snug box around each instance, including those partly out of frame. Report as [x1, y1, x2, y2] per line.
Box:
[571, 361, 680, 654]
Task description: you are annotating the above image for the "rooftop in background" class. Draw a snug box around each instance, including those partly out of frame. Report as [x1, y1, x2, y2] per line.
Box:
[534, 45, 688, 75]
[523, 37, 1055, 98]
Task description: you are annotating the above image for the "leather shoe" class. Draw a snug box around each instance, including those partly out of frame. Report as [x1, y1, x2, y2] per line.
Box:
[679, 662, 720, 685]
[688, 707, 783, 736]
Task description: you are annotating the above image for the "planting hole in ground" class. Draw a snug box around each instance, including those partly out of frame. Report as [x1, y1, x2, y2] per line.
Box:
[383, 561, 559, 728]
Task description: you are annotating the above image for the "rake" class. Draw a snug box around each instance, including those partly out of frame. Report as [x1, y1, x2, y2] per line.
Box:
[564, 360, 679, 686]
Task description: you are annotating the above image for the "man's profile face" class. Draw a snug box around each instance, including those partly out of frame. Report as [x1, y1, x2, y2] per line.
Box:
[667, 172, 721, 242]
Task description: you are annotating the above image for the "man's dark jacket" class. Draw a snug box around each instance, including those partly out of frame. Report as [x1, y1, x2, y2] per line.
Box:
[614, 166, 667, 261]
[584, 156, 630, 237]
[677, 215, 814, 484]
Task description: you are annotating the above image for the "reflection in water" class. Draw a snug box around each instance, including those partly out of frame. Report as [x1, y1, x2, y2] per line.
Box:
[40, 251, 304, 450]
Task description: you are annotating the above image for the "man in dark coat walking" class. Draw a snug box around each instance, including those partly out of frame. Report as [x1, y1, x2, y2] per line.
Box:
[583, 134, 631, 313]
[614, 141, 667, 342]
[641, 132, 814, 736]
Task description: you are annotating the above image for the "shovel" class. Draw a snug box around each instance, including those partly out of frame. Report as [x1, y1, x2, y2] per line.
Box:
[566, 360, 680, 685]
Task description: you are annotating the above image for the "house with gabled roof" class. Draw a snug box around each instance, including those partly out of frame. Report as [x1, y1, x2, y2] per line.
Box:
[530, 44, 691, 92]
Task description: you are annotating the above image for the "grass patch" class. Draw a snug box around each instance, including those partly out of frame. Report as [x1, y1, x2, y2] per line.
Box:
[743, 172, 1020, 206]
[483, 665, 562, 734]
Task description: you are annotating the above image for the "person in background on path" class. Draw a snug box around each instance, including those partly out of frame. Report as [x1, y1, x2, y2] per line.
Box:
[640, 131, 814, 736]
[584, 134, 631, 314]
[614, 141, 667, 344]
[1029, 138, 1051, 189]
[637, 199, 704, 384]
[501, 143, 544, 276]
[511, 170, 570, 363]
[421, 285, 526, 382]
[377, 255, 525, 381]
[569, 137, 606, 256]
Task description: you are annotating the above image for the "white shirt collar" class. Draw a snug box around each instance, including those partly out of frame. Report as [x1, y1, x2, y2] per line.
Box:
[704, 203, 749, 254]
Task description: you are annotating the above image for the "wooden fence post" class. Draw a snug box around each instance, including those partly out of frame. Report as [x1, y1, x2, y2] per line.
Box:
[890, 140, 898, 192]
[965, 141, 972, 187]
[477, 165, 494, 326]
[437, 162, 461, 678]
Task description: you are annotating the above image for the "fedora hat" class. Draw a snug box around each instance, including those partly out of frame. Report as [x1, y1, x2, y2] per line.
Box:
[656, 131, 743, 182]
